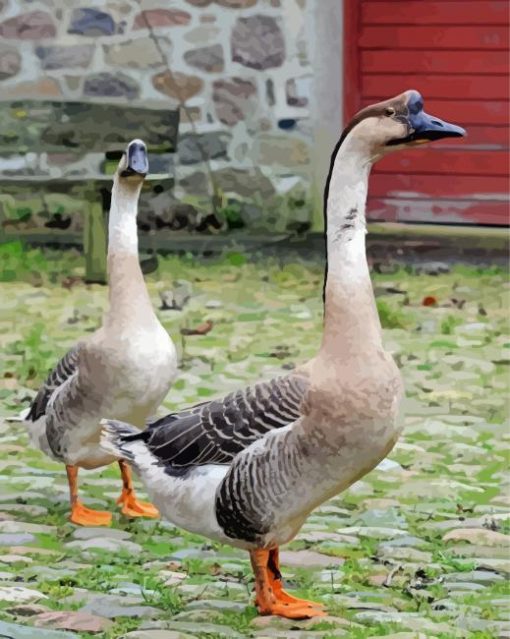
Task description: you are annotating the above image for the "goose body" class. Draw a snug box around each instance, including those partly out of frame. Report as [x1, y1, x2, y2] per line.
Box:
[102, 92, 465, 616]
[28, 325, 174, 469]
[25, 140, 178, 525]
[106, 363, 401, 551]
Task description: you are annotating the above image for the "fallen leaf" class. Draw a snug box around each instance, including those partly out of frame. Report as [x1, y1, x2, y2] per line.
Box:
[61, 276, 83, 290]
[181, 320, 213, 336]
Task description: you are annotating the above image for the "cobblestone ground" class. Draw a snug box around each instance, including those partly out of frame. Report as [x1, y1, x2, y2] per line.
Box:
[0, 252, 508, 639]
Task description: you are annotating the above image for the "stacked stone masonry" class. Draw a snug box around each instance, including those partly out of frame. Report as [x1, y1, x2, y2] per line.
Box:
[0, 0, 314, 233]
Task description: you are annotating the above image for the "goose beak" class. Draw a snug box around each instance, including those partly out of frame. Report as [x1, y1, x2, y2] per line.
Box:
[387, 90, 466, 146]
[408, 111, 466, 143]
[121, 139, 149, 177]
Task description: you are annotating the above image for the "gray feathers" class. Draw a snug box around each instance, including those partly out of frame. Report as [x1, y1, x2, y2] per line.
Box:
[132, 374, 309, 474]
[101, 373, 310, 544]
[216, 424, 300, 543]
[100, 419, 141, 464]
[26, 346, 81, 422]
[44, 367, 82, 460]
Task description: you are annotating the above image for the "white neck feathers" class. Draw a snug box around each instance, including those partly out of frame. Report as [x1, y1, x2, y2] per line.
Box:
[105, 176, 156, 327]
[325, 142, 371, 285]
[320, 137, 382, 354]
[108, 177, 142, 256]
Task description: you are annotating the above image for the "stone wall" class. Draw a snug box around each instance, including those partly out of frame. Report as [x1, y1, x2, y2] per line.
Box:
[0, 0, 321, 234]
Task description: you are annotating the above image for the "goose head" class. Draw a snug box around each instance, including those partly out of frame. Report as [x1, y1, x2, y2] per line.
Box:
[117, 139, 149, 181]
[341, 90, 466, 161]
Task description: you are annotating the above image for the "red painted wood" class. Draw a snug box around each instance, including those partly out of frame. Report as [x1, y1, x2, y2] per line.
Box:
[363, 74, 508, 101]
[430, 125, 510, 147]
[367, 197, 509, 225]
[348, 0, 510, 225]
[359, 25, 509, 49]
[362, 50, 508, 75]
[360, 98, 510, 126]
[435, 124, 510, 150]
[369, 173, 509, 199]
[344, 0, 362, 123]
[362, 2, 509, 26]
[376, 150, 510, 177]
[401, 126, 510, 148]
[426, 101, 510, 127]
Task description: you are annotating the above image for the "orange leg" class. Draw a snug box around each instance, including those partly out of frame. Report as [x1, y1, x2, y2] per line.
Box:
[250, 548, 326, 619]
[66, 465, 112, 527]
[268, 548, 325, 609]
[117, 460, 159, 518]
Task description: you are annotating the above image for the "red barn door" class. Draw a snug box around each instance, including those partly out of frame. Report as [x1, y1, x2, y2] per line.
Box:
[344, 0, 509, 225]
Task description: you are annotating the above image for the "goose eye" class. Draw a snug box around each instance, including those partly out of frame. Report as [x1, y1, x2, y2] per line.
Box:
[385, 107, 395, 117]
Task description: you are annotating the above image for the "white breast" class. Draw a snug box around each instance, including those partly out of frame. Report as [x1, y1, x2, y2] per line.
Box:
[108, 324, 177, 420]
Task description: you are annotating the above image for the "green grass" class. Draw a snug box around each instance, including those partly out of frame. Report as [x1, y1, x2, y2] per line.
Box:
[376, 299, 412, 329]
[0, 246, 508, 639]
[0, 241, 81, 285]
[440, 314, 463, 335]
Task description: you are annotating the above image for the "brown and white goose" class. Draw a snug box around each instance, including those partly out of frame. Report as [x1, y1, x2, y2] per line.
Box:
[101, 92, 465, 616]
[24, 139, 178, 526]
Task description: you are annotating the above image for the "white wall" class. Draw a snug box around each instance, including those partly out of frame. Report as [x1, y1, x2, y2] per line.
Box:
[307, 0, 344, 230]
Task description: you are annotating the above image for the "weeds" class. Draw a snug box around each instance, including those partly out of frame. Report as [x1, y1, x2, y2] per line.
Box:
[0, 248, 507, 638]
[441, 314, 462, 335]
[377, 299, 410, 329]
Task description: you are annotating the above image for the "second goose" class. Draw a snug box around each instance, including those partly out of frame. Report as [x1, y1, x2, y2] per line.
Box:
[24, 140, 178, 526]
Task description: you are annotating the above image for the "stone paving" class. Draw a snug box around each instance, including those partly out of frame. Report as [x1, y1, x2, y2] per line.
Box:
[0, 256, 508, 638]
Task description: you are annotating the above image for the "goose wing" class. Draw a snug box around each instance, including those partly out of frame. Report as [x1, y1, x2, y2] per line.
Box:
[26, 345, 82, 422]
[139, 373, 309, 473]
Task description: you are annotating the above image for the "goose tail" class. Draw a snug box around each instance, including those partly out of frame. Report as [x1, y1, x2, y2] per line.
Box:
[100, 419, 148, 468]
[19, 407, 31, 421]
[5, 407, 31, 423]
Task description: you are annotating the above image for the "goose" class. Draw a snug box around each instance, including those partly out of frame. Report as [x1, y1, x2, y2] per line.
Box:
[101, 92, 465, 616]
[24, 139, 178, 527]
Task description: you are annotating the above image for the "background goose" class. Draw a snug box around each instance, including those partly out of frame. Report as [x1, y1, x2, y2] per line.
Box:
[101, 92, 465, 616]
[24, 139, 178, 526]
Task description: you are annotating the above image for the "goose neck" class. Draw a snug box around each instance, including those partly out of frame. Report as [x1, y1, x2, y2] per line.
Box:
[108, 178, 142, 257]
[106, 177, 155, 326]
[320, 142, 382, 356]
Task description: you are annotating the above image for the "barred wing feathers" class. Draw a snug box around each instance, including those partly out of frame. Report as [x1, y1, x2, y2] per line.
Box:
[139, 374, 309, 473]
[26, 345, 82, 422]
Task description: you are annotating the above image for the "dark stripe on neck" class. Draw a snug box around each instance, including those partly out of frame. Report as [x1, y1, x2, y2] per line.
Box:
[341, 207, 358, 232]
[321, 95, 407, 305]
[321, 133, 347, 305]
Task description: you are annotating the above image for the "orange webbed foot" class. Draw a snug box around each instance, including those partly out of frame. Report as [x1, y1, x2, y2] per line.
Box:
[267, 547, 325, 611]
[70, 502, 112, 527]
[117, 491, 160, 518]
[272, 588, 326, 609]
[251, 547, 326, 620]
[117, 460, 160, 519]
[270, 578, 325, 609]
[256, 599, 327, 619]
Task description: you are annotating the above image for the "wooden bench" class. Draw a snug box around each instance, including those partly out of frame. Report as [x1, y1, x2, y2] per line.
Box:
[0, 101, 179, 283]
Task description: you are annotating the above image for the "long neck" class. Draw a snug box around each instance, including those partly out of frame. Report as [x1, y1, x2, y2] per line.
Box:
[106, 177, 155, 327]
[319, 140, 382, 357]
